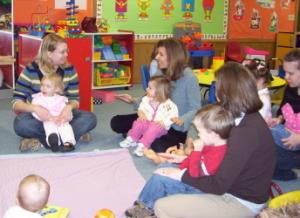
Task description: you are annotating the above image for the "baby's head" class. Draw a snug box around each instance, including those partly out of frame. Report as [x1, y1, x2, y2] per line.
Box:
[193, 104, 234, 144]
[17, 174, 50, 212]
[41, 73, 64, 96]
[147, 75, 172, 102]
[257, 203, 300, 218]
[244, 59, 272, 89]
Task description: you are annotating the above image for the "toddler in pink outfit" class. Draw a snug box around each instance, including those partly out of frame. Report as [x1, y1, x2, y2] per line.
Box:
[119, 76, 179, 157]
[271, 103, 300, 151]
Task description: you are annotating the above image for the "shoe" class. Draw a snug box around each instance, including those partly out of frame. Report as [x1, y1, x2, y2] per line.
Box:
[48, 133, 60, 152]
[59, 142, 75, 153]
[80, 133, 92, 142]
[120, 136, 137, 148]
[273, 169, 298, 181]
[19, 138, 41, 152]
[125, 202, 155, 218]
[133, 143, 145, 157]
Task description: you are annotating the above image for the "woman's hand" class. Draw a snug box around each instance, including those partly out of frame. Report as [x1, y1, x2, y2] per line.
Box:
[54, 104, 73, 125]
[282, 130, 300, 149]
[154, 167, 183, 180]
[115, 94, 137, 104]
[171, 117, 184, 126]
[33, 105, 52, 121]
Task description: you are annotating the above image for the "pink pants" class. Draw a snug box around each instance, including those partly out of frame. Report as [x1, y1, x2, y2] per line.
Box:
[128, 119, 168, 148]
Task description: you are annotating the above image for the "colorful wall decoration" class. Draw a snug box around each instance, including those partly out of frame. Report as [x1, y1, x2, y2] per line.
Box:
[229, 0, 296, 39]
[99, 0, 228, 40]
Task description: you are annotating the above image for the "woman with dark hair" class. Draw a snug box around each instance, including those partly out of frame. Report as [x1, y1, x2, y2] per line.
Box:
[111, 38, 201, 152]
[126, 62, 276, 218]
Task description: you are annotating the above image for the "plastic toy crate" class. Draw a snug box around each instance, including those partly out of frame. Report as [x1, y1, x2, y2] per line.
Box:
[94, 65, 131, 86]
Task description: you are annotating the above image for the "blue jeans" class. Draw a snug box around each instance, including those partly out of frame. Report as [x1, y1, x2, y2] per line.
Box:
[273, 145, 300, 181]
[138, 164, 202, 209]
[271, 124, 300, 151]
[13, 109, 97, 146]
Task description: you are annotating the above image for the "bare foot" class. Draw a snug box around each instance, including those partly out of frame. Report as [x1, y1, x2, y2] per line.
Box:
[144, 149, 165, 164]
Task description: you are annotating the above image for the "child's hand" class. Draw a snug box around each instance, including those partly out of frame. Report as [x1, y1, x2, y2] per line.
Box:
[184, 138, 194, 155]
[193, 139, 204, 152]
[282, 130, 300, 149]
[137, 110, 147, 120]
[171, 117, 184, 126]
[268, 116, 283, 127]
[156, 121, 166, 129]
[166, 145, 178, 154]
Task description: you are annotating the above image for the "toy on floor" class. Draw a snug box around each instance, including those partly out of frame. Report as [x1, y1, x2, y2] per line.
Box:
[39, 205, 70, 218]
[95, 208, 115, 218]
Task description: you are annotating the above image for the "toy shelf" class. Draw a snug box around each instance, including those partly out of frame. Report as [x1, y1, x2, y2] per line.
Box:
[87, 31, 134, 90]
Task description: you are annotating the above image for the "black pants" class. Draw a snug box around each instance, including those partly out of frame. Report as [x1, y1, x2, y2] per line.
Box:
[110, 113, 187, 153]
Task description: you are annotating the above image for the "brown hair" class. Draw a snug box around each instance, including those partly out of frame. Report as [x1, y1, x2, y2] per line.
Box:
[17, 174, 50, 212]
[244, 59, 272, 84]
[193, 104, 235, 139]
[36, 33, 69, 74]
[215, 61, 262, 118]
[284, 49, 300, 70]
[41, 73, 64, 94]
[156, 38, 189, 81]
[149, 75, 172, 103]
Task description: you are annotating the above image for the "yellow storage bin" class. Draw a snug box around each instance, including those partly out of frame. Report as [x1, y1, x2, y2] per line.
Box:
[94, 64, 131, 86]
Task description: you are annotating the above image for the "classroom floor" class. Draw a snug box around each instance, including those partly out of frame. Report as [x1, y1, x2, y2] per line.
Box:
[0, 84, 299, 193]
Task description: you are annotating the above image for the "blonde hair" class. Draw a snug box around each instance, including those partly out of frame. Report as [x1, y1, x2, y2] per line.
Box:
[41, 73, 64, 94]
[193, 104, 235, 139]
[257, 203, 300, 218]
[17, 174, 50, 212]
[149, 75, 172, 103]
[36, 33, 68, 74]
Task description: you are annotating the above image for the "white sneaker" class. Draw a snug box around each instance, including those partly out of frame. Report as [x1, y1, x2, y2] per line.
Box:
[134, 143, 145, 157]
[119, 136, 137, 148]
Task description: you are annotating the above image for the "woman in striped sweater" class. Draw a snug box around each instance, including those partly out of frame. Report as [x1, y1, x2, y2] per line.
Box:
[12, 33, 97, 152]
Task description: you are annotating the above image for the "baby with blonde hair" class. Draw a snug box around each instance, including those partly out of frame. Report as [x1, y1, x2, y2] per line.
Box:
[4, 174, 50, 218]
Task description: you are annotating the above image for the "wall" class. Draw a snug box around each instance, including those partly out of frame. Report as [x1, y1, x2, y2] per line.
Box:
[14, 0, 93, 25]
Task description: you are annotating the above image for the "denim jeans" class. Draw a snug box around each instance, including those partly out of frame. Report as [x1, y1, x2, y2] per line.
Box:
[273, 145, 300, 181]
[138, 164, 202, 209]
[13, 109, 97, 146]
[271, 124, 300, 151]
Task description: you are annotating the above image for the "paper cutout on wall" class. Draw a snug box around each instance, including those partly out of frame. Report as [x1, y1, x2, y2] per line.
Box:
[233, 0, 245, 21]
[269, 11, 278, 32]
[161, 0, 174, 19]
[250, 8, 260, 29]
[115, 0, 128, 21]
[181, 0, 194, 20]
[202, 0, 214, 22]
[281, 0, 290, 8]
[137, 0, 151, 20]
[256, 0, 275, 9]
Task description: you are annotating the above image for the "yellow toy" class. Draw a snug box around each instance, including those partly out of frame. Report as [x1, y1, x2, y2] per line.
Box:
[39, 205, 70, 218]
[95, 208, 115, 218]
[268, 190, 300, 209]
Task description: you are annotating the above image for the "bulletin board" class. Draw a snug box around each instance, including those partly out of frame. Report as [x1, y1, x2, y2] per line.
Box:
[98, 0, 228, 40]
[228, 0, 296, 39]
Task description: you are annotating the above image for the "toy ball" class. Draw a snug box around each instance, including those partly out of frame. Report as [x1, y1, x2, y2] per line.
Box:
[95, 208, 115, 218]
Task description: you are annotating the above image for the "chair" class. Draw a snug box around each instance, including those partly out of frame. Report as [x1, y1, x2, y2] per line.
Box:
[208, 81, 217, 104]
[140, 64, 150, 90]
[270, 62, 286, 106]
[225, 41, 244, 63]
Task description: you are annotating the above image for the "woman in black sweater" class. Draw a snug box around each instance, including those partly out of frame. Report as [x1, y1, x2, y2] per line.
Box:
[126, 62, 276, 218]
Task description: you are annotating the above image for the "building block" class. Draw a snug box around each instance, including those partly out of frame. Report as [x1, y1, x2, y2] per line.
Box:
[92, 90, 116, 103]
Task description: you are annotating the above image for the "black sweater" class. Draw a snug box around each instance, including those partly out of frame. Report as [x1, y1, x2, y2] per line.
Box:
[277, 86, 300, 116]
[182, 113, 276, 204]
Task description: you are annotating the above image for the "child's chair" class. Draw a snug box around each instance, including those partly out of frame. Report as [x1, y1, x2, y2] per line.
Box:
[225, 41, 244, 63]
[140, 64, 150, 91]
[269, 58, 286, 106]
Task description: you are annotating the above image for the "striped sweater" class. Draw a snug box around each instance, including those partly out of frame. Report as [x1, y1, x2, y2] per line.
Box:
[12, 61, 79, 106]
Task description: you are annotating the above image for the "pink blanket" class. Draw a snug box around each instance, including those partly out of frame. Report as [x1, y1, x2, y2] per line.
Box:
[0, 149, 145, 217]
